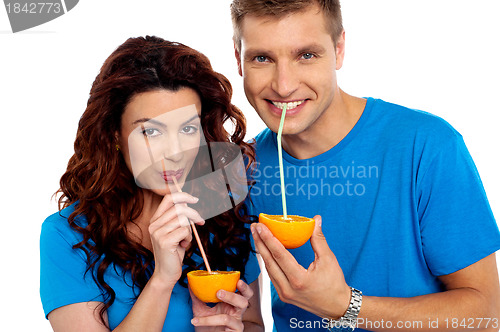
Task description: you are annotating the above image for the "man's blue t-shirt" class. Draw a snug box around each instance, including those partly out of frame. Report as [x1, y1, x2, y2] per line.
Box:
[247, 97, 500, 331]
[40, 203, 260, 330]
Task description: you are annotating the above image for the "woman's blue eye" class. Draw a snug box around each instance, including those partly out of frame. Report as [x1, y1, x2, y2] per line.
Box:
[181, 125, 198, 135]
[142, 128, 161, 137]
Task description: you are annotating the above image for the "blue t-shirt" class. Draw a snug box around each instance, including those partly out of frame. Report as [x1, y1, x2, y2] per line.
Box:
[40, 203, 260, 330]
[246, 97, 500, 332]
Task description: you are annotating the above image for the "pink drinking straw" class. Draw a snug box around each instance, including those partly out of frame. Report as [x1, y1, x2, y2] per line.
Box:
[140, 125, 212, 273]
[170, 170, 212, 274]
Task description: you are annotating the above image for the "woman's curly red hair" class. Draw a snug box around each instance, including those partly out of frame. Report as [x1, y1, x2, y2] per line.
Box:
[56, 36, 256, 323]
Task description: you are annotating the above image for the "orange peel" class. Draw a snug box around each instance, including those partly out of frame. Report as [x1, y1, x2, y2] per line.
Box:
[187, 270, 240, 303]
[259, 213, 315, 249]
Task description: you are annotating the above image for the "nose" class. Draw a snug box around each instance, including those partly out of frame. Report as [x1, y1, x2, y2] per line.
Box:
[163, 135, 183, 163]
[271, 61, 299, 98]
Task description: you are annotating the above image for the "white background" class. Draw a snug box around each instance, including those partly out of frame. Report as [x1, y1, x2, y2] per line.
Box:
[1, 1, 499, 330]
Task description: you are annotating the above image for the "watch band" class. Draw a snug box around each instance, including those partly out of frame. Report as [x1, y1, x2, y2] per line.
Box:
[327, 287, 362, 331]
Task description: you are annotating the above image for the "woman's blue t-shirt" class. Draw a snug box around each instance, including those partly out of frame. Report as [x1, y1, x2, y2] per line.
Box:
[40, 204, 260, 330]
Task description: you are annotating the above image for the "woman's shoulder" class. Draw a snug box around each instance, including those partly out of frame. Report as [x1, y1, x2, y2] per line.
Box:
[41, 202, 87, 243]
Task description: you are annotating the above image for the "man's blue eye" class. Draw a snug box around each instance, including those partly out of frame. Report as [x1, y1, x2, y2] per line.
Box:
[255, 56, 267, 63]
[302, 53, 314, 60]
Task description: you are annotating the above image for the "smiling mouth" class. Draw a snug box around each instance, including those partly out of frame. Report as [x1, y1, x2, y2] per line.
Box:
[270, 100, 306, 110]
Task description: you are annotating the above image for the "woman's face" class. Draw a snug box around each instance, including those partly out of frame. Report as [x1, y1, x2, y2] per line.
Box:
[118, 88, 203, 196]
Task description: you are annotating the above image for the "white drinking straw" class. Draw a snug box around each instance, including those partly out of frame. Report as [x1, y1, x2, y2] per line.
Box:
[277, 105, 288, 219]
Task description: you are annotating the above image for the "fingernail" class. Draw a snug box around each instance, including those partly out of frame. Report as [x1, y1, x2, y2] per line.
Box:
[256, 225, 262, 234]
[218, 290, 225, 298]
[191, 318, 198, 325]
[250, 224, 255, 234]
[192, 197, 199, 203]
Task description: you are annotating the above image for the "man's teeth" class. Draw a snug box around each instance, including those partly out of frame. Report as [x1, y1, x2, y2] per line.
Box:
[272, 100, 304, 110]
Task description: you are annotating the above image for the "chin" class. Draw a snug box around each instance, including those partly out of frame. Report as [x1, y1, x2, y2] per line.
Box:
[149, 187, 171, 197]
[135, 178, 172, 195]
[269, 117, 307, 136]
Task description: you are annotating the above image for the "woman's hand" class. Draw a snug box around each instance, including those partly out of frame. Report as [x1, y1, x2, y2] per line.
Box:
[190, 279, 254, 332]
[148, 192, 204, 288]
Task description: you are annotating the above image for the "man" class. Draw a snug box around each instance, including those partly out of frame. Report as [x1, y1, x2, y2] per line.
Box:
[230, 0, 500, 331]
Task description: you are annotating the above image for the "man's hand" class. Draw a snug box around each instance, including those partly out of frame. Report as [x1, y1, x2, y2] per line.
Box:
[251, 215, 352, 320]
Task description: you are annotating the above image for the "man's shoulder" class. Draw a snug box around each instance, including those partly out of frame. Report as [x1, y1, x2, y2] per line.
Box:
[371, 98, 461, 142]
[249, 128, 276, 153]
[252, 127, 274, 144]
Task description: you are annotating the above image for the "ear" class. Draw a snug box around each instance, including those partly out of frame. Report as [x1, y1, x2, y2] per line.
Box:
[234, 41, 243, 77]
[335, 30, 346, 70]
[114, 131, 121, 146]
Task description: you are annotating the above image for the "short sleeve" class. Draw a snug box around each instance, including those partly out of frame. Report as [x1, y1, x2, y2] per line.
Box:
[417, 134, 500, 276]
[40, 215, 104, 318]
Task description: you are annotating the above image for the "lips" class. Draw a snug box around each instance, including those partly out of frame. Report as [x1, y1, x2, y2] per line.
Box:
[161, 169, 184, 182]
[266, 99, 307, 116]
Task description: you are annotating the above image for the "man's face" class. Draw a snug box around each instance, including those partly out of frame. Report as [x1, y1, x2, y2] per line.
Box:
[235, 4, 345, 136]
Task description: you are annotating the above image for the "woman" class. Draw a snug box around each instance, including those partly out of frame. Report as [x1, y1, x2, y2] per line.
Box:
[40, 36, 264, 331]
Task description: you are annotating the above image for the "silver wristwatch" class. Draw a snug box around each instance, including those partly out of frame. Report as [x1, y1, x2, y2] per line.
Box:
[327, 287, 362, 331]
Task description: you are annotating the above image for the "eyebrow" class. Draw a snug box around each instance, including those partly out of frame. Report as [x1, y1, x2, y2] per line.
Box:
[243, 48, 273, 61]
[294, 43, 326, 55]
[132, 118, 166, 127]
[132, 114, 200, 127]
[183, 114, 200, 125]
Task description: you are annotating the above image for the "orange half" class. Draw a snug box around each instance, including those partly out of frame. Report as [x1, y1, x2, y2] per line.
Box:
[259, 213, 315, 249]
[187, 270, 240, 303]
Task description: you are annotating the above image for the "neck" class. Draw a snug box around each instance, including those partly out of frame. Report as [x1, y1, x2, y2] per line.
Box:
[281, 90, 366, 160]
[141, 189, 163, 220]
[127, 189, 162, 250]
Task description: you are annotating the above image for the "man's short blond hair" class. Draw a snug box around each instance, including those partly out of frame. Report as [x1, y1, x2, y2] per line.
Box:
[230, 0, 343, 52]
